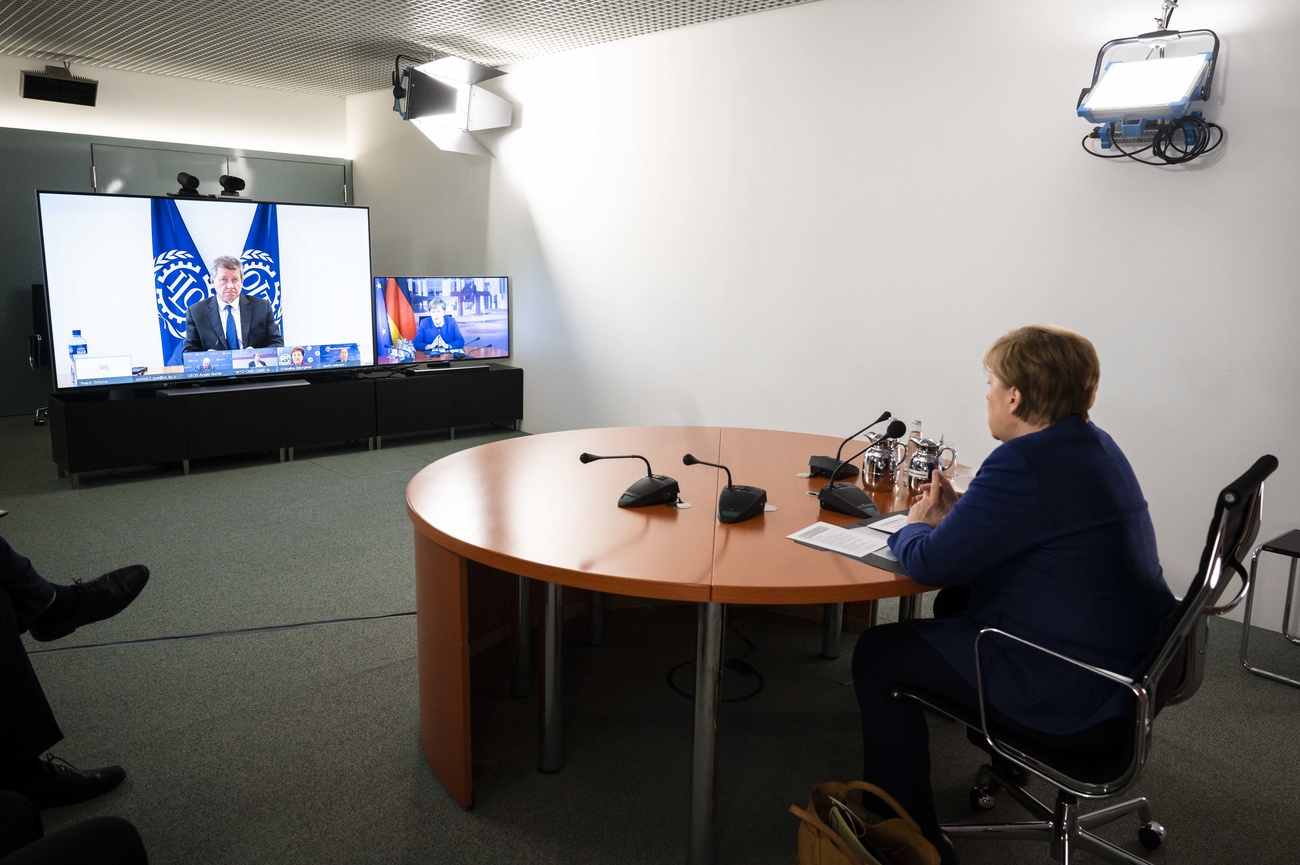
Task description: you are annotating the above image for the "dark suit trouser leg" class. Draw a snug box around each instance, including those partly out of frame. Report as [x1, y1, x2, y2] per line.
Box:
[0, 542, 63, 779]
[0, 538, 55, 634]
[851, 622, 979, 842]
[0, 792, 147, 865]
[0, 793, 40, 859]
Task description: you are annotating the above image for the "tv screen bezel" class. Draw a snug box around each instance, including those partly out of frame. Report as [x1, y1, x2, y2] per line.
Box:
[36, 190, 377, 393]
[372, 275, 511, 368]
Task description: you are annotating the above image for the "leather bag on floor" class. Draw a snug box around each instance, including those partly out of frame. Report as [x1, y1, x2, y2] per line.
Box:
[790, 780, 940, 865]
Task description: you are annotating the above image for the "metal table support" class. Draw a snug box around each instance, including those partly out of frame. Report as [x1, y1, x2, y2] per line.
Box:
[512, 576, 532, 697]
[588, 591, 606, 646]
[821, 602, 844, 658]
[898, 593, 922, 621]
[539, 582, 564, 772]
[689, 601, 725, 865]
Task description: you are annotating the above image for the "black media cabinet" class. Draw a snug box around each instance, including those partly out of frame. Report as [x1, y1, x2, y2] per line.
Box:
[49, 364, 523, 487]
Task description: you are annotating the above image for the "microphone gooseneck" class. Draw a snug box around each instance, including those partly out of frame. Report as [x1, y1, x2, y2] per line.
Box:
[582, 451, 680, 508]
[579, 452, 654, 477]
[827, 443, 875, 490]
[810, 410, 894, 480]
[682, 453, 735, 488]
[833, 410, 892, 463]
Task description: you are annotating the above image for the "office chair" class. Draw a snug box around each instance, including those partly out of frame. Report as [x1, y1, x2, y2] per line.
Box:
[892, 454, 1278, 865]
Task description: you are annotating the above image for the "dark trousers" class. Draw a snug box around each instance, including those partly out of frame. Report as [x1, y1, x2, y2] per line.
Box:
[0, 538, 63, 779]
[0, 792, 147, 865]
[852, 594, 1128, 842]
[851, 622, 978, 841]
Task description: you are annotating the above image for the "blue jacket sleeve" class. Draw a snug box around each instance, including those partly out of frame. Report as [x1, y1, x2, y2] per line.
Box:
[887, 444, 1043, 587]
[413, 318, 435, 350]
[444, 317, 465, 349]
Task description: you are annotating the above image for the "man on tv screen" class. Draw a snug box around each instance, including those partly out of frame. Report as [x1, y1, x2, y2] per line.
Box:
[414, 299, 465, 353]
[182, 256, 283, 353]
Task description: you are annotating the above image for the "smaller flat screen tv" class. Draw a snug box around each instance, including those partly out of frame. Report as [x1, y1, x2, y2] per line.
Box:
[373, 276, 510, 366]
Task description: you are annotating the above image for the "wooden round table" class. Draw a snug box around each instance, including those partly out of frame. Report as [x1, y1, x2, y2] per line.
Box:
[407, 426, 928, 863]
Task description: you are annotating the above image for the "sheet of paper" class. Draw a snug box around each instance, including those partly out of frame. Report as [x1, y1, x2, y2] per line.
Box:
[788, 522, 889, 558]
[852, 527, 899, 561]
[867, 514, 909, 534]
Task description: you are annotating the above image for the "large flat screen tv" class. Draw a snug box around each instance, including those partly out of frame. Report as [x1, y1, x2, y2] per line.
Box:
[373, 276, 509, 366]
[36, 191, 374, 390]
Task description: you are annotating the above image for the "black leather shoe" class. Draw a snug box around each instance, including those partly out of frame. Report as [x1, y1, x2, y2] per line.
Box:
[30, 565, 149, 642]
[9, 756, 126, 809]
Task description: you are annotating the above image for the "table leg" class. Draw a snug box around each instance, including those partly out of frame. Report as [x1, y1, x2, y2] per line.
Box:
[821, 602, 843, 659]
[690, 601, 725, 865]
[414, 531, 473, 807]
[898, 594, 921, 621]
[588, 590, 606, 646]
[512, 576, 532, 698]
[540, 581, 564, 773]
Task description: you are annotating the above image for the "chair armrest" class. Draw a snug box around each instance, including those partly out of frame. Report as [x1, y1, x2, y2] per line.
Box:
[971, 627, 1153, 796]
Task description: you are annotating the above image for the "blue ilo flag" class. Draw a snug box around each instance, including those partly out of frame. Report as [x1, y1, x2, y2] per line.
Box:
[374, 281, 392, 358]
[151, 200, 211, 367]
[240, 204, 283, 336]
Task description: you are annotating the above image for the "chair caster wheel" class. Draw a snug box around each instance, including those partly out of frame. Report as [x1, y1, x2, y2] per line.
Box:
[969, 785, 996, 810]
[1138, 822, 1165, 849]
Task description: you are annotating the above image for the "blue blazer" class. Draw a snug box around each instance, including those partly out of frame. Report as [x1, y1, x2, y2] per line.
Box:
[414, 315, 465, 351]
[889, 415, 1176, 735]
[182, 294, 283, 353]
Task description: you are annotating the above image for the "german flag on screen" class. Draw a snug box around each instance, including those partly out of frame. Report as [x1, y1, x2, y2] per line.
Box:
[384, 277, 417, 343]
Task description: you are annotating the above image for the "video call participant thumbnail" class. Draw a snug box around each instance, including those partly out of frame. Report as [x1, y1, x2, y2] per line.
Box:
[320, 344, 360, 367]
[184, 352, 232, 375]
[182, 256, 283, 353]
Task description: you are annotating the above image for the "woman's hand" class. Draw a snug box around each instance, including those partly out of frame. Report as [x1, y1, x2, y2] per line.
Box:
[906, 469, 958, 527]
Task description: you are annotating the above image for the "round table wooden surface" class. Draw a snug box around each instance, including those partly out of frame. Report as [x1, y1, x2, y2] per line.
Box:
[406, 425, 926, 604]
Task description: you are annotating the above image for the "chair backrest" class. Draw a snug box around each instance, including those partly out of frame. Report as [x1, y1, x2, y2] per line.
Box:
[1141, 454, 1278, 710]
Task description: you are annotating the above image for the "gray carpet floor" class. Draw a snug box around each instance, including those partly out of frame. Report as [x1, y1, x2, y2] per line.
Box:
[3, 414, 1300, 863]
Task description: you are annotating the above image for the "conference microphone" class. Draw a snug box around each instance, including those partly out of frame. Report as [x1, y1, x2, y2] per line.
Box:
[682, 454, 767, 524]
[817, 420, 907, 517]
[809, 411, 892, 480]
[579, 452, 681, 508]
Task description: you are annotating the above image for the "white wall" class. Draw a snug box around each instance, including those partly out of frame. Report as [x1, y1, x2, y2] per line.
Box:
[342, 0, 1299, 625]
[0, 56, 347, 157]
[345, 91, 491, 273]
[467, 0, 1299, 614]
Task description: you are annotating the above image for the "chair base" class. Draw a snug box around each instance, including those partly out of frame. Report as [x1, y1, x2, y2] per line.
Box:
[942, 763, 1164, 865]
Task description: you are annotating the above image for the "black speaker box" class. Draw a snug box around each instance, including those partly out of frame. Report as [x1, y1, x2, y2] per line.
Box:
[21, 67, 98, 107]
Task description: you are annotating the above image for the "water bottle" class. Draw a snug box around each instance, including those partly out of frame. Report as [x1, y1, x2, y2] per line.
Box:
[68, 329, 88, 385]
[906, 418, 923, 460]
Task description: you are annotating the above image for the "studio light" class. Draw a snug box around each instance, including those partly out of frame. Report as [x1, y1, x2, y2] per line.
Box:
[1077, 0, 1224, 165]
[1079, 53, 1212, 124]
[392, 54, 513, 157]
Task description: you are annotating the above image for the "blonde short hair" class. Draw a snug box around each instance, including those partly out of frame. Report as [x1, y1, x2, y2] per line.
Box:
[984, 325, 1099, 425]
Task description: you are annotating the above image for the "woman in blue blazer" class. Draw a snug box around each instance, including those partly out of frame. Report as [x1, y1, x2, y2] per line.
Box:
[851, 325, 1176, 861]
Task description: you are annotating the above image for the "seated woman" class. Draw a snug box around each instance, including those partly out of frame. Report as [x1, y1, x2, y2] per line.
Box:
[851, 325, 1177, 862]
[414, 300, 465, 353]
